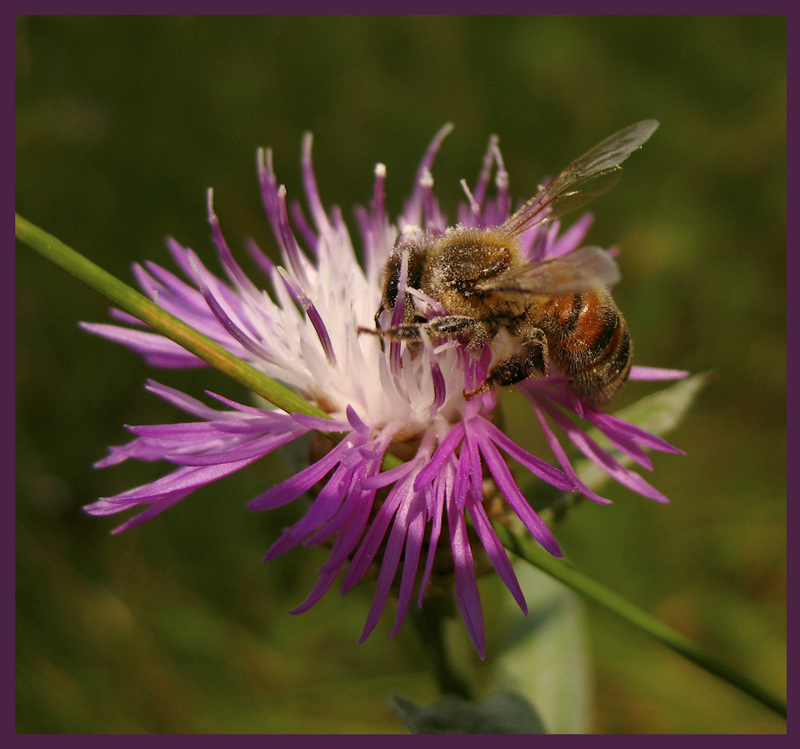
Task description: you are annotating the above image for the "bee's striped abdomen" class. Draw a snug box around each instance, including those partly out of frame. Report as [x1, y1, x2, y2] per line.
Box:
[543, 290, 632, 405]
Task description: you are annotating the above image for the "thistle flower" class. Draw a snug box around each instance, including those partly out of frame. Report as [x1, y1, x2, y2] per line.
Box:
[82, 125, 685, 657]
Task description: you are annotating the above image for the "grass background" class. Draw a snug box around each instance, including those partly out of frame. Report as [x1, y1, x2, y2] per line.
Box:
[16, 15, 785, 733]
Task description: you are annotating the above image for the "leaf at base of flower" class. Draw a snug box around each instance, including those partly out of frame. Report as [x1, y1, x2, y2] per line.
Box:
[493, 563, 591, 734]
[388, 691, 547, 734]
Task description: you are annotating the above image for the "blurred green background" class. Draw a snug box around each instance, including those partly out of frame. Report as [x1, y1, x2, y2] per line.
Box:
[16, 16, 785, 734]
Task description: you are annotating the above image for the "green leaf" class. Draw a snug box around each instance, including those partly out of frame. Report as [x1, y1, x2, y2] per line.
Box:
[493, 564, 591, 734]
[389, 691, 547, 734]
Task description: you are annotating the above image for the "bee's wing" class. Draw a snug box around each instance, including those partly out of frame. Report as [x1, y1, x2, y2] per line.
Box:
[500, 120, 659, 237]
[476, 246, 621, 295]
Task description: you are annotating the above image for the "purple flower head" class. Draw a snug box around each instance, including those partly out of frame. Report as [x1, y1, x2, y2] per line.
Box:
[82, 125, 686, 657]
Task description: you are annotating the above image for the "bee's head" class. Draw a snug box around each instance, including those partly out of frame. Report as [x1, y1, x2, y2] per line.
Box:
[380, 233, 428, 315]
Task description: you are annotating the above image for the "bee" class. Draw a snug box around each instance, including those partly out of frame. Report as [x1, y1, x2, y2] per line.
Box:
[364, 120, 659, 406]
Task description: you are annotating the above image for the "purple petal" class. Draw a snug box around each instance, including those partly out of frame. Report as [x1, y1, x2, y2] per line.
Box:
[584, 411, 654, 469]
[207, 191, 264, 298]
[91, 459, 260, 507]
[428, 356, 447, 416]
[414, 422, 465, 491]
[628, 365, 690, 381]
[107, 308, 148, 329]
[360, 460, 415, 491]
[142, 256, 205, 308]
[301, 133, 333, 237]
[257, 148, 311, 288]
[548, 212, 594, 259]
[247, 436, 356, 510]
[145, 380, 233, 420]
[358, 488, 419, 643]
[291, 479, 377, 614]
[80, 323, 203, 367]
[165, 241, 260, 327]
[589, 410, 685, 456]
[276, 267, 336, 365]
[464, 428, 484, 508]
[205, 391, 293, 418]
[302, 465, 372, 547]
[403, 123, 454, 228]
[390, 493, 427, 637]
[93, 447, 130, 468]
[164, 429, 304, 466]
[263, 461, 356, 561]
[341, 474, 410, 592]
[361, 162, 391, 279]
[346, 404, 369, 434]
[447, 492, 485, 659]
[530, 401, 611, 505]
[107, 492, 192, 533]
[290, 413, 350, 432]
[417, 463, 449, 606]
[471, 431, 562, 557]
[542, 401, 671, 504]
[195, 275, 277, 363]
[467, 497, 527, 614]
[470, 134, 500, 211]
[128, 420, 269, 438]
[288, 199, 319, 256]
[452, 440, 472, 514]
[477, 417, 574, 491]
[244, 237, 276, 281]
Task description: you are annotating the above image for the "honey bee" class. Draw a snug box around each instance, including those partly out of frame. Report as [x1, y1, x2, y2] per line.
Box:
[364, 120, 659, 406]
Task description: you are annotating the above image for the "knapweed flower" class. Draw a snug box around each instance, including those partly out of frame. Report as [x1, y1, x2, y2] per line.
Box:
[83, 124, 685, 657]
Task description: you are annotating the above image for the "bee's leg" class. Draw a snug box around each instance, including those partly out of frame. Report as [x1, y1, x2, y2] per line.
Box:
[357, 321, 426, 341]
[366, 308, 389, 351]
[490, 326, 549, 386]
[358, 315, 481, 342]
[465, 327, 548, 399]
[427, 315, 485, 339]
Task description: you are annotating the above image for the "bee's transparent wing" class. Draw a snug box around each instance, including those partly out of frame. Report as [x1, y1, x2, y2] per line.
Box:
[477, 246, 621, 295]
[500, 120, 659, 237]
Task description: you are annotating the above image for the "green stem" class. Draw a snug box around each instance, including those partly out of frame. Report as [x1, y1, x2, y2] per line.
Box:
[16, 213, 328, 421]
[409, 593, 474, 699]
[492, 520, 787, 720]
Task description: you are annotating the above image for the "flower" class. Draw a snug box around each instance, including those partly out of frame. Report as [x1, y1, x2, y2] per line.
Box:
[82, 125, 686, 657]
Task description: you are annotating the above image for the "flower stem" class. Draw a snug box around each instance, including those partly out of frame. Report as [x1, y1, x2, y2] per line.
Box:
[492, 520, 787, 720]
[409, 594, 474, 700]
[15, 213, 328, 421]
